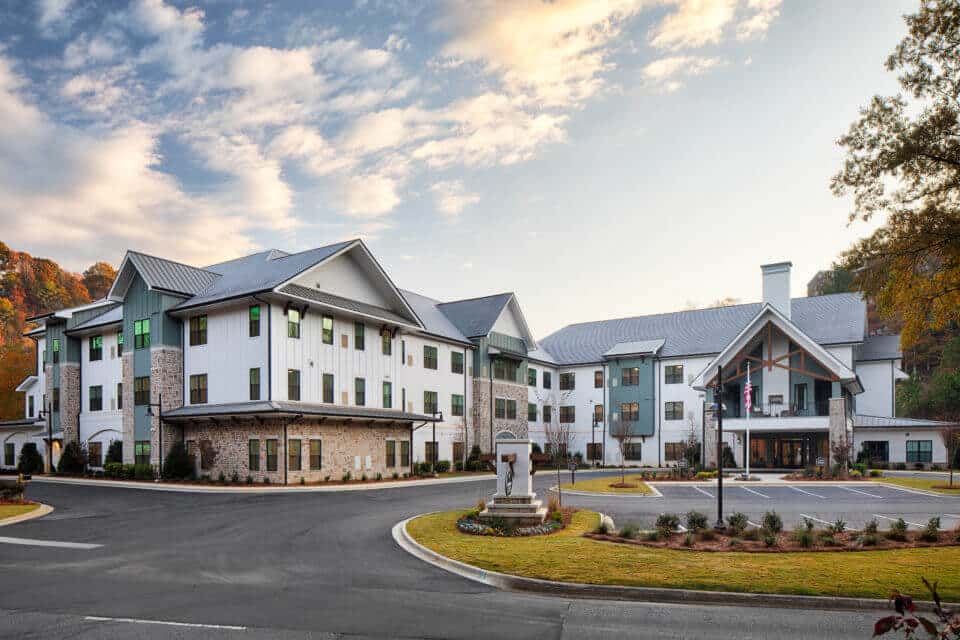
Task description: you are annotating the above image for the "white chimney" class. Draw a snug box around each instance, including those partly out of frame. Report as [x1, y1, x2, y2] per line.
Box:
[761, 261, 792, 319]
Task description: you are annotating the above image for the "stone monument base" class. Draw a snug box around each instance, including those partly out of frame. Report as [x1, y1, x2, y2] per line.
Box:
[478, 494, 547, 527]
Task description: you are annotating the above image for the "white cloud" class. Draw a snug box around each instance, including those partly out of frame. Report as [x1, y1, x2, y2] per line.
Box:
[736, 0, 782, 41]
[649, 0, 737, 50]
[63, 32, 122, 68]
[384, 34, 409, 52]
[430, 180, 480, 217]
[342, 174, 401, 218]
[641, 55, 722, 91]
[435, 0, 644, 107]
[60, 71, 126, 112]
[37, 0, 74, 36]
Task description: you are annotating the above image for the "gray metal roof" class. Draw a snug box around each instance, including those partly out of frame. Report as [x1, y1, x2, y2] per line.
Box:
[855, 334, 902, 362]
[127, 251, 220, 296]
[400, 290, 471, 344]
[0, 418, 44, 429]
[436, 293, 513, 339]
[172, 241, 354, 311]
[280, 284, 415, 326]
[163, 401, 439, 422]
[67, 304, 123, 333]
[538, 293, 866, 365]
[854, 414, 955, 428]
[603, 339, 665, 358]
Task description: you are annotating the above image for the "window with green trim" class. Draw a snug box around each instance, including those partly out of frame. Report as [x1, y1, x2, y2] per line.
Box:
[383, 381, 392, 408]
[134, 319, 150, 349]
[249, 305, 261, 338]
[323, 373, 334, 403]
[189, 374, 207, 404]
[528, 402, 537, 421]
[664, 401, 683, 420]
[451, 393, 464, 417]
[664, 364, 684, 384]
[89, 335, 103, 361]
[906, 440, 932, 463]
[381, 330, 392, 355]
[52, 338, 60, 363]
[355, 322, 365, 350]
[543, 371, 552, 389]
[621, 402, 639, 421]
[116, 331, 123, 356]
[287, 309, 300, 339]
[266, 439, 278, 471]
[288, 369, 300, 401]
[527, 367, 537, 386]
[423, 345, 438, 370]
[385, 440, 396, 467]
[134, 441, 150, 465]
[451, 351, 464, 374]
[559, 372, 575, 390]
[189, 315, 207, 346]
[355, 378, 365, 406]
[309, 439, 322, 470]
[559, 405, 575, 423]
[423, 390, 438, 415]
[622, 367, 639, 386]
[249, 368, 260, 401]
[89, 385, 102, 412]
[134, 377, 149, 405]
[321, 315, 333, 345]
[288, 439, 301, 471]
[248, 439, 260, 471]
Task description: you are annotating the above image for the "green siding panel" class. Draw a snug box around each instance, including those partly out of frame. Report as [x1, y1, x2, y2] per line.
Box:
[608, 357, 655, 437]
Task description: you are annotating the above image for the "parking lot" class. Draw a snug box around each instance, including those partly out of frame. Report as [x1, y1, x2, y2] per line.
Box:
[557, 477, 960, 532]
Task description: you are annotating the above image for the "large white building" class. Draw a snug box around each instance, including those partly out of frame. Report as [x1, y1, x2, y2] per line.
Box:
[1, 243, 952, 480]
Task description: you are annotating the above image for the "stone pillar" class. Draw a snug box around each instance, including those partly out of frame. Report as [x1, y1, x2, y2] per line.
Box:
[43, 365, 54, 471]
[121, 352, 135, 464]
[828, 396, 849, 467]
[151, 347, 183, 468]
[470, 379, 528, 454]
[60, 363, 80, 444]
[704, 410, 718, 467]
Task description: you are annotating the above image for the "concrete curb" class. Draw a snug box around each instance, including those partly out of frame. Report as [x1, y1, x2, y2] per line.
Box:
[393, 512, 951, 613]
[549, 484, 664, 498]
[0, 503, 53, 527]
[32, 474, 497, 494]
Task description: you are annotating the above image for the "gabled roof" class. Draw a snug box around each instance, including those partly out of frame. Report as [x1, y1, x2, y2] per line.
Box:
[436, 293, 514, 339]
[690, 303, 859, 391]
[855, 334, 902, 362]
[280, 284, 415, 327]
[15, 376, 38, 392]
[172, 240, 356, 311]
[538, 293, 866, 365]
[400, 290, 472, 344]
[109, 251, 220, 299]
[66, 304, 123, 334]
[603, 339, 665, 358]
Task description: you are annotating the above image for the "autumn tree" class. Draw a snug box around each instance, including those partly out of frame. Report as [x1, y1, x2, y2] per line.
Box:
[831, 0, 960, 348]
[82, 262, 117, 300]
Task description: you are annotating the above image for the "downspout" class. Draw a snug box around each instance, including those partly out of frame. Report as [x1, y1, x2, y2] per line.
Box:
[283, 422, 288, 485]
[252, 295, 272, 401]
[656, 358, 661, 468]
[602, 362, 607, 467]
[463, 346, 468, 467]
[489, 355, 493, 452]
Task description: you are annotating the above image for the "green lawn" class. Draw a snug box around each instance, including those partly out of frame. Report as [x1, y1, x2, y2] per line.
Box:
[407, 510, 960, 600]
[0, 503, 39, 521]
[559, 474, 654, 494]
[872, 476, 960, 495]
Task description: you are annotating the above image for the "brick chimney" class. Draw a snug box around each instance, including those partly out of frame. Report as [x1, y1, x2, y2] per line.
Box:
[761, 262, 792, 319]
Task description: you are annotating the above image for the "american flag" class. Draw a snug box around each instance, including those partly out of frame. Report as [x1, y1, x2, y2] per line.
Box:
[744, 374, 753, 412]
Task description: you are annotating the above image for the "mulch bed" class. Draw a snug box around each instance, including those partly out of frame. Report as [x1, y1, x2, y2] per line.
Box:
[457, 507, 577, 537]
[584, 528, 960, 553]
[781, 474, 871, 482]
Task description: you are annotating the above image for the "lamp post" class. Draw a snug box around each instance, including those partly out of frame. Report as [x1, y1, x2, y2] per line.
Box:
[39, 403, 51, 473]
[714, 365, 725, 531]
[430, 410, 444, 475]
[145, 392, 163, 479]
[590, 400, 597, 467]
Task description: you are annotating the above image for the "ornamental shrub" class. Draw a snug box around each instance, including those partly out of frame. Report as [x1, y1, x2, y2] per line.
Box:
[16, 443, 43, 474]
[762, 511, 783, 534]
[105, 440, 123, 464]
[162, 441, 193, 480]
[685, 511, 708, 532]
[726, 512, 749, 535]
[133, 464, 154, 480]
[57, 440, 87, 474]
[435, 460, 451, 473]
[886, 518, 908, 541]
[920, 517, 940, 542]
[618, 523, 639, 539]
[829, 518, 847, 534]
[793, 526, 815, 548]
[655, 513, 680, 534]
[864, 519, 879, 535]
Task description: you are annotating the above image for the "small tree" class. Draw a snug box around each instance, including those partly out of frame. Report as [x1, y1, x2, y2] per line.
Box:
[682, 412, 702, 471]
[57, 440, 87, 474]
[105, 439, 122, 464]
[940, 426, 960, 488]
[831, 439, 854, 478]
[17, 442, 43, 474]
[608, 417, 634, 485]
[162, 441, 194, 480]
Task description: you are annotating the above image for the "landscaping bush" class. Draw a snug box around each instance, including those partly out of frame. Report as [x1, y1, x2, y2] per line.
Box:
[850, 469, 862, 478]
[894, 462, 907, 471]
[376, 472, 382, 481]
[743, 528, 760, 541]
[684, 511, 708, 532]
[231, 472, 239, 483]
[263, 476, 271, 484]
[762, 531, 777, 547]
[161, 441, 193, 480]
[643, 529, 661, 541]
[342, 471, 351, 482]
[104, 462, 123, 479]
[0, 478, 24, 501]
[595, 516, 612, 535]
[682, 532, 695, 546]
[133, 464, 154, 480]
[864, 519, 879, 535]
[531, 443, 542, 455]
[931, 463, 943, 472]
[57, 440, 87, 474]
[913, 462, 925, 471]
[728, 537, 742, 548]
[762, 511, 783, 534]
[801, 517, 815, 532]
[694, 470, 717, 480]
[392, 472, 399, 480]
[886, 518, 908, 541]
[852, 462, 867, 475]
[920, 517, 940, 542]
[16, 443, 43, 474]
[793, 526, 815, 548]
[618, 523, 639, 539]
[655, 513, 680, 534]
[860, 533, 880, 546]
[829, 518, 847, 535]
[361, 473, 368, 481]
[105, 440, 123, 464]
[299, 477, 306, 485]
[699, 529, 716, 541]
[818, 533, 839, 547]
[869, 469, 882, 477]
[435, 460, 451, 473]
[726, 512, 749, 535]
[246, 475, 253, 484]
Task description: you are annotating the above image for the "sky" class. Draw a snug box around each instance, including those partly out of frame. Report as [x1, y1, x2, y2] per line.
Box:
[0, 0, 914, 336]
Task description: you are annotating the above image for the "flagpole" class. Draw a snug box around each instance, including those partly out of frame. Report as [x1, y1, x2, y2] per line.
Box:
[745, 362, 751, 479]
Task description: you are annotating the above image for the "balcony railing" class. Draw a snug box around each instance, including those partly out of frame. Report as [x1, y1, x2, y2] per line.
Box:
[723, 400, 830, 419]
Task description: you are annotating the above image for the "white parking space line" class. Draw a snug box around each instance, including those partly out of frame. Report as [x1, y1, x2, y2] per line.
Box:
[873, 514, 925, 528]
[0, 536, 102, 549]
[841, 486, 884, 499]
[740, 486, 770, 499]
[789, 486, 826, 499]
[747, 520, 762, 528]
[798, 514, 856, 530]
[694, 486, 714, 498]
[85, 616, 246, 631]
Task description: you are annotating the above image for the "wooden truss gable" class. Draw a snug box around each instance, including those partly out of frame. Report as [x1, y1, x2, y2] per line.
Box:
[705, 321, 840, 388]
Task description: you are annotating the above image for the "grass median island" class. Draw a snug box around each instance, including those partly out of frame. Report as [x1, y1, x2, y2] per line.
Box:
[0, 503, 39, 522]
[406, 510, 960, 600]
[872, 476, 960, 495]
[559, 474, 654, 494]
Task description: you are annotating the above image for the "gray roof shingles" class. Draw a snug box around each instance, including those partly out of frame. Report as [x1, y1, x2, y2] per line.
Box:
[280, 284, 414, 326]
[537, 293, 866, 365]
[127, 251, 220, 296]
[854, 414, 955, 428]
[400, 290, 471, 344]
[855, 334, 902, 362]
[67, 304, 123, 333]
[436, 293, 513, 339]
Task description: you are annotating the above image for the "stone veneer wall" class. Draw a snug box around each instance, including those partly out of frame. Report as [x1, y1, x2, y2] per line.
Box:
[828, 396, 849, 467]
[121, 352, 135, 464]
[151, 347, 183, 468]
[44, 364, 54, 471]
[59, 363, 80, 444]
[471, 379, 528, 453]
[180, 419, 412, 483]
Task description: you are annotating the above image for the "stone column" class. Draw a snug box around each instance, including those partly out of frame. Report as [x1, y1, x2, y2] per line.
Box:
[60, 363, 80, 444]
[151, 347, 183, 468]
[121, 352, 135, 464]
[704, 410, 718, 467]
[828, 396, 849, 467]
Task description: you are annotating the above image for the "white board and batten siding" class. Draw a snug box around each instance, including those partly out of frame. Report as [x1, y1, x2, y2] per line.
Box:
[79, 331, 123, 463]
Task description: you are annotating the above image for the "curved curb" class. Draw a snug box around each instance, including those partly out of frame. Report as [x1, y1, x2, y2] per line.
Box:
[549, 484, 663, 498]
[393, 512, 949, 613]
[0, 503, 53, 527]
[31, 473, 497, 494]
